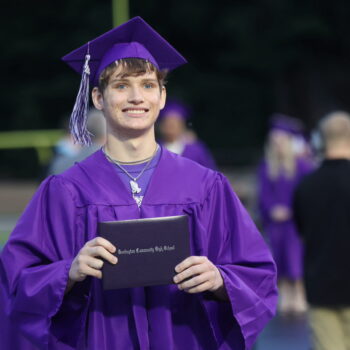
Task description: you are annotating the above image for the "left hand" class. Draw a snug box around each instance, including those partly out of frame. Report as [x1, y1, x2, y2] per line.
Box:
[173, 256, 225, 295]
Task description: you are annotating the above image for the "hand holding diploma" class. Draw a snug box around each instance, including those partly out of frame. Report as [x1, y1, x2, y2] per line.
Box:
[174, 256, 228, 300]
[66, 237, 117, 293]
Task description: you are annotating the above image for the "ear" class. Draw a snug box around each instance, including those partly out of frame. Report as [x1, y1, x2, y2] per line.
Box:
[92, 87, 104, 110]
[159, 86, 167, 110]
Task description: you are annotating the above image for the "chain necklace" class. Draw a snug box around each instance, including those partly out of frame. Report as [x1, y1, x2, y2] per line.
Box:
[117, 155, 154, 165]
[102, 145, 159, 203]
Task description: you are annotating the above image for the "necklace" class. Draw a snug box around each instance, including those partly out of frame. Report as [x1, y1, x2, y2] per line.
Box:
[116, 154, 155, 165]
[103, 145, 159, 201]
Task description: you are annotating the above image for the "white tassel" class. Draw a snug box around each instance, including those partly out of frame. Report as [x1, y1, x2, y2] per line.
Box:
[69, 50, 92, 146]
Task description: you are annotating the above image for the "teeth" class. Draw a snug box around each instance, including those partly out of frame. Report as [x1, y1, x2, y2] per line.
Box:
[126, 109, 146, 114]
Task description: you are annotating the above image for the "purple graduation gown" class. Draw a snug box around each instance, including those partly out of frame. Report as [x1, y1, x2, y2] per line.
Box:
[0, 148, 277, 350]
[257, 158, 313, 280]
[181, 140, 217, 170]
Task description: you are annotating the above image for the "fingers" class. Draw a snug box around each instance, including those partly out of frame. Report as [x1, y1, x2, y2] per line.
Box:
[82, 237, 117, 265]
[69, 255, 105, 282]
[73, 254, 105, 273]
[79, 264, 103, 280]
[176, 271, 216, 293]
[185, 281, 213, 294]
[173, 262, 207, 284]
[84, 255, 104, 270]
[83, 246, 118, 265]
[85, 237, 116, 253]
[69, 237, 118, 283]
[175, 256, 207, 273]
[173, 256, 223, 294]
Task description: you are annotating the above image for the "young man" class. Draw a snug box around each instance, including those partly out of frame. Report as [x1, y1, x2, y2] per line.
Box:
[0, 17, 277, 350]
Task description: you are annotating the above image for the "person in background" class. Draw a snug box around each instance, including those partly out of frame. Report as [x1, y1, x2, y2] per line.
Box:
[48, 108, 106, 174]
[54, 116, 82, 158]
[293, 111, 350, 350]
[257, 114, 313, 315]
[157, 99, 217, 169]
[292, 132, 314, 164]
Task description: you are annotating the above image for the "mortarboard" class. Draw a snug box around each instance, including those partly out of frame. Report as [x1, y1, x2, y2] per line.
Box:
[158, 99, 191, 121]
[269, 113, 304, 135]
[62, 16, 187, 145]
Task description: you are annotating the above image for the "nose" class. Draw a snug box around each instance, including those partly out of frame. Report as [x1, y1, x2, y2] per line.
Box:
[128, 86, 144, 104]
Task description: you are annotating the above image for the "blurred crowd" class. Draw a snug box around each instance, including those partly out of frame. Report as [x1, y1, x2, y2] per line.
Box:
[257, 111, 350, 350]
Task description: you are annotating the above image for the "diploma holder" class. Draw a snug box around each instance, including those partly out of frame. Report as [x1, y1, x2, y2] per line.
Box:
[98, 215, 190, 290]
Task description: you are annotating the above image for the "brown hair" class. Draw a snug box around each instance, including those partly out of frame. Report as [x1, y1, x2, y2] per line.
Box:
[265, 133, 296, 179]
[98, 58, 168, 93]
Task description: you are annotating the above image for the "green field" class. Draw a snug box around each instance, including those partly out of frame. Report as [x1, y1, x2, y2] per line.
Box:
[0, 231, 10, 247]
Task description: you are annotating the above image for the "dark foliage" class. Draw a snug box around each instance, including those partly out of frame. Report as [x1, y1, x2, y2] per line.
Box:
[2, 0, 350, 176]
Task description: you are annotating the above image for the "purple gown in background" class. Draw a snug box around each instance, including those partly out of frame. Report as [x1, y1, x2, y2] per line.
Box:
[257, 158, 313, 280]
[181, 140, 217, 170]
[0, 147, 277, 350]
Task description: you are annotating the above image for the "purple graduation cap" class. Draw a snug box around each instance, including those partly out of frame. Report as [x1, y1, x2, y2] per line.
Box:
[269, 113, 304, 135]
[62, 16, 187, 145]
[158, 99, 191, 121]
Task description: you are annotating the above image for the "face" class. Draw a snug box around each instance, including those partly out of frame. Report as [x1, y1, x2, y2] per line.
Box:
[159, 113, 186, 143]
[269, 129, 292, 154]
[92, 65, 166, 137]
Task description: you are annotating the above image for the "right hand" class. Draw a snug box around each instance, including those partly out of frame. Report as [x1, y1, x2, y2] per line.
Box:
[68, 237, 117, 284]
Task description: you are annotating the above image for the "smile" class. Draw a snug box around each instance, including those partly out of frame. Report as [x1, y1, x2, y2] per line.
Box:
[123, 108, 149, 114]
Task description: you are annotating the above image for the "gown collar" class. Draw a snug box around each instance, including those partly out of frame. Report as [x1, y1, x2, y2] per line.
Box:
[76, 146, 199, 206]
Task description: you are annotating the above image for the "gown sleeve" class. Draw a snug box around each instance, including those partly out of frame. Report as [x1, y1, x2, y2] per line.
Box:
[0, 176, 89, 349]
[197, 172, 278, 350]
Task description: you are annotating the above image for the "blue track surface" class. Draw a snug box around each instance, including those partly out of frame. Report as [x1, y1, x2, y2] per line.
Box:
[256, 314, 310, 350]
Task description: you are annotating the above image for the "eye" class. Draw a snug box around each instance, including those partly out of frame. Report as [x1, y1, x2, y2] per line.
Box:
[115, 83, 127, 90]
[144, 82, 156, 89]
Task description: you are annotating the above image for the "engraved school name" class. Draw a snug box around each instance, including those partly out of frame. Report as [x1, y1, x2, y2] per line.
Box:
[118, 245, 176, 255]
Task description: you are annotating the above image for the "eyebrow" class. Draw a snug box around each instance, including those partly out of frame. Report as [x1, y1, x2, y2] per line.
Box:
[110, 77, 159, 84]
[109, 77, 128, 83]
[141, 79, 159, 83]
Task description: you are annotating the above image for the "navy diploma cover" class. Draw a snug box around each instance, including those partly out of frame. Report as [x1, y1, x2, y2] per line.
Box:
[99, 215, 190, 290]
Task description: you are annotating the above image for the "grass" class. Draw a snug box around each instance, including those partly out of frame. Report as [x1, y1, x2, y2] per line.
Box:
[0, 231, 10, 248]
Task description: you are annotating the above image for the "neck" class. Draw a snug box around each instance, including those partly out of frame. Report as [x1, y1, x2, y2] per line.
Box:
[325, 146, 350, 160]
[105, 128, 157, 162]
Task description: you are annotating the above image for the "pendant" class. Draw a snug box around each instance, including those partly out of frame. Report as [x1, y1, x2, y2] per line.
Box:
[133, 195, 144, 207]
[130, 180, 141, 194]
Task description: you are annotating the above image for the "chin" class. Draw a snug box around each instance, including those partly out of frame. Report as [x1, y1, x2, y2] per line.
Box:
[122, 124, 154, 137]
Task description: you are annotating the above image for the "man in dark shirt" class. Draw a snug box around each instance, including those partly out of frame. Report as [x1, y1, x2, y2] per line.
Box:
[293, 111, 350, 350]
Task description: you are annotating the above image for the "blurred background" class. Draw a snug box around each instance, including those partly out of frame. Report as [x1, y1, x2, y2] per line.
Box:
[2, 1, 350, 348]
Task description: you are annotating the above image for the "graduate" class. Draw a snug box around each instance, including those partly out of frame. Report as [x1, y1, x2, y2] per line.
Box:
[157, 99, 217, 169]
[0, 17, 277, 350]
[257, 114, 312, 315]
